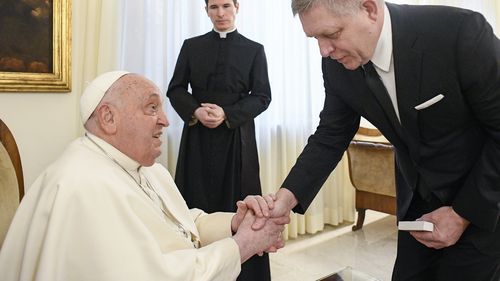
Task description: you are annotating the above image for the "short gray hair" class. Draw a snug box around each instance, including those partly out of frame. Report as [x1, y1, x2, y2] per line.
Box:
[291, 0, 383, 16]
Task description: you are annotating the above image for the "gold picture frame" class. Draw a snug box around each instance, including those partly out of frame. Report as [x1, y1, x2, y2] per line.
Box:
[0, 0, 71, 92]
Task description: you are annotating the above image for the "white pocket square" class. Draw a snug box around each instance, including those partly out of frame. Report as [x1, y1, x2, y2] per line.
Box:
[414, 94, 444, 110]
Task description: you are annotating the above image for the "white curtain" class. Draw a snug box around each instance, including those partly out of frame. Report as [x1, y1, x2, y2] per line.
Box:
[117, 0, 498, 240]
[73, 0, 125, 136]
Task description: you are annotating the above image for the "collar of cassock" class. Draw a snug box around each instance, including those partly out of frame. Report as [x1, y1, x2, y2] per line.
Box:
[84, 132, 142, 180]
[213, 27, 237, 38]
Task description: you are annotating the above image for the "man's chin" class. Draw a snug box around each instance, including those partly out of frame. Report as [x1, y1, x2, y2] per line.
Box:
[143, 153, 161, 167]
[154, 149, 162, 159]
[341, 61, 361, 71]
[333, 57, 361, 70]
[216, 24, 230, 31]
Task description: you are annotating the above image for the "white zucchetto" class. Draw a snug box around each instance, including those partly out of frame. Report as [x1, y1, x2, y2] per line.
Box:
[80, 71, 130, 123]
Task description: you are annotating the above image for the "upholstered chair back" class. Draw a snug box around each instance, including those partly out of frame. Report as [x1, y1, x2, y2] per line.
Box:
[0, 118, 24, 247]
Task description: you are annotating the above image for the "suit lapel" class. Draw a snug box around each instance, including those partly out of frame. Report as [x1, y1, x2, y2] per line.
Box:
[389, 3, 422, 162]
[351, 68, 406, 149]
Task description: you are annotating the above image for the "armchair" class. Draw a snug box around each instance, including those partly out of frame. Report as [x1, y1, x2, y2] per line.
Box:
[347, 127, 396, 231]
[0, 118, 24, 246]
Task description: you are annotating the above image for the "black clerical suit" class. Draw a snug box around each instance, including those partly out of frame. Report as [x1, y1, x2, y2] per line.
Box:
[167, 30, 272, 281]
[282, 4, 500, 281]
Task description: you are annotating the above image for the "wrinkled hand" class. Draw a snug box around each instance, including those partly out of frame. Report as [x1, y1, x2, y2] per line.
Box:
[231, 194, 290, 255]
[231, 194, 275, 233]
[261, 217, 289, 254]
[233, 211, 285, 263]
[410, 206, 470, 249]
[249, 189, 293, 255]
[193, 103, 225, 128]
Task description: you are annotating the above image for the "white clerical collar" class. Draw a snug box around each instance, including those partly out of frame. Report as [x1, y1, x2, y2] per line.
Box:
[214, 27, 236, 38]
[84, 132, 141, 173]
[371, 4, 393, 72]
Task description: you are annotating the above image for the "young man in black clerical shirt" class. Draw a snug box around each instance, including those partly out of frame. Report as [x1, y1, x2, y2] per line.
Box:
[167, 1, 272, 280]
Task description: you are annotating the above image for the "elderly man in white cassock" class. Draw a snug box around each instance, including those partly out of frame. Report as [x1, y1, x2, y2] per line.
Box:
[0, 71, 288, 281]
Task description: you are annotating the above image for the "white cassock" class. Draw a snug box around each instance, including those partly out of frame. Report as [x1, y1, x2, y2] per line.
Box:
[0, 133, 241, 281]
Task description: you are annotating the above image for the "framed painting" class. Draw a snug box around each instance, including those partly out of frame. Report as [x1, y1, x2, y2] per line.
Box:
[0, 0, 71, 92]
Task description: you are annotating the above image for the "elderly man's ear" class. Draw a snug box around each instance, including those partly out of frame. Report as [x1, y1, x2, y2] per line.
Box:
[96, 104, 118, 134]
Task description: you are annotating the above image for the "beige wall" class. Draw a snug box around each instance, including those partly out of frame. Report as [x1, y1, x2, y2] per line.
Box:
[0, 3, 85, 189]
[0, 93, 80, 189]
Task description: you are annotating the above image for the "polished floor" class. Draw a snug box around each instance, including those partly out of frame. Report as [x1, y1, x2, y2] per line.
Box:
[270, 211, 398, 281]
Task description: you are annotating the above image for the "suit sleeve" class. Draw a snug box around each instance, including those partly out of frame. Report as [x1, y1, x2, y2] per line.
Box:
[451, 12, 500, 231]
[222, 45, 272, 128]
[167, 40, 201, 122]
[282, 61, 360, 213]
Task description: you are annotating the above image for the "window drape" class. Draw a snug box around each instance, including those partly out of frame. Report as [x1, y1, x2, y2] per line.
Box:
[74, 0, 125, 136]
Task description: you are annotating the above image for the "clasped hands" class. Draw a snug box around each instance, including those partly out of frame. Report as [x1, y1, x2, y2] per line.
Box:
[194, 103, 225, 128]
[231, 193, 291, 260]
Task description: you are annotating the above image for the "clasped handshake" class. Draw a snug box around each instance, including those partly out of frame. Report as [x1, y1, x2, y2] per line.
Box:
[229, 193, 292, 263]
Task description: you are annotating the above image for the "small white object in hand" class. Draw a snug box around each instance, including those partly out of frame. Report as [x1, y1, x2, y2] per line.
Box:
[398, 221, 434, 231]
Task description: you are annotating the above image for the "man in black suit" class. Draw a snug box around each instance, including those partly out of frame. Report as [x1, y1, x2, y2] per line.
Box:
[268, 0, 499, 280]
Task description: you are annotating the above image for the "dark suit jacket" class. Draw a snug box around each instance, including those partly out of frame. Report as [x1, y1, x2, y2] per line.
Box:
[283, 4, 500, 237]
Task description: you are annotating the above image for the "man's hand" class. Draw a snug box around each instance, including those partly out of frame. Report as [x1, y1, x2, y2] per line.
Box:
[252, 188, 297, 230]
[410, 206, 470, 249]
[232, 211, 285, 263]
[193, 107, 219, 128]
[193, 103, 225, 128]
[201, 103, 225, 118]
[231, 194, 275, 233]
[231, 194, 290, 255]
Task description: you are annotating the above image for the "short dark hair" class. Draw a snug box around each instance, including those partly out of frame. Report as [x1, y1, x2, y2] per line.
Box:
[205, 0, 238, 5]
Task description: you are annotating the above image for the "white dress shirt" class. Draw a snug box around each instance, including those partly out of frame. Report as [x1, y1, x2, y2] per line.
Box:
[371, 4, 400, 123]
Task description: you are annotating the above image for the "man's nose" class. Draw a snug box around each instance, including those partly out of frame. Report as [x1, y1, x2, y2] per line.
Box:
[217, 8, 224, 17]
[158, 110, 169, 127]
[318, 39, 335, 58]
